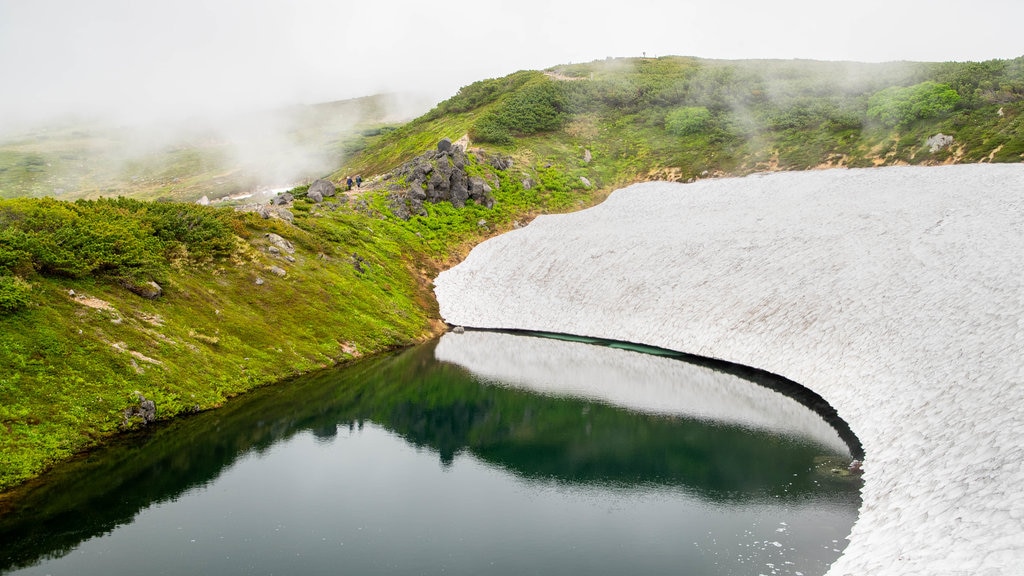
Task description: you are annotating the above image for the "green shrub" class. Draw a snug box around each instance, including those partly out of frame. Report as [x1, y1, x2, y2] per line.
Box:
[867, 81, 961, 128]
[0, 274, 31, 313]
[665, 106, 712, 135]
[470, 79, 568, 143]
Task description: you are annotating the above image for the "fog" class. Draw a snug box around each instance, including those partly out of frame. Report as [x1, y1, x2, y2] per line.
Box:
[4, 0, 1023, 133]
[2, 1, 1021, 197]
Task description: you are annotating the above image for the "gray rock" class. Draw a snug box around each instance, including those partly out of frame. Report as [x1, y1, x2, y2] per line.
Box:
[196, 195, 210, 206]
[273, 208, 294, 224]
[309, 178, 336, 198]
[255, 277, 265, 285]
[271, 192, 294, 206]
[122, 280, 163, 299]
[583, 149, 592, 163]
[308, 189, 323, 203]
[927, 133, 955, 153]
[580, 176, 592, 188]
[522, 178, 535, 190]
[269, 266, 287, 277]
[437, 138, 453, 153]
[469, 176, 494, 208]
[123, 393, 157, 427]
[264, 233, 295, 254]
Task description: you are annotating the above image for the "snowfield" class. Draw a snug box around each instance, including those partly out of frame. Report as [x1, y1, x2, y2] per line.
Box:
[434, 164, 1024, 576]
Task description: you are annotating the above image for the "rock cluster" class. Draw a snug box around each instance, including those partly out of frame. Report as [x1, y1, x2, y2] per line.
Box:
[927, 133, 955, 153]
[386, 139, 506, 220]
[123, 393, 156, 427]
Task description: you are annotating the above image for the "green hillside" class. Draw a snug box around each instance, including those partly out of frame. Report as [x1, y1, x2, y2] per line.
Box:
[2, 55, 1023, 495]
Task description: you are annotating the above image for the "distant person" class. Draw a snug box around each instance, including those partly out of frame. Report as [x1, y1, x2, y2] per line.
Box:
[346, 176, 353, 191]
[356, 176, 362, 188]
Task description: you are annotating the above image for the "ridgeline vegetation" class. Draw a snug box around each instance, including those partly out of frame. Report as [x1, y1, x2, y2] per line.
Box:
[1, 55, 1022, 493]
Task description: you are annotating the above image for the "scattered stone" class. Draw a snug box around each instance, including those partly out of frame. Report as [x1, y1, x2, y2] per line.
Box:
[998, 107, 1005, 117]
[477, 219, 488, 229]
[68, 289, 75, 297]
[580, 176, 592, 188]
[285, 255, 296, 263]
[307, 188, 323, 203]
[583, 149, 592, 163]
[437, 137, 453, 153]
[268, 246, 281, 255]
[196, 195, 210, 206]
[451, 325, 465, 334]
[255, 277, 265, 286]
[269, 266, 287, 277]
[927, 133, 955, 153]
[522, 177, 535, 190]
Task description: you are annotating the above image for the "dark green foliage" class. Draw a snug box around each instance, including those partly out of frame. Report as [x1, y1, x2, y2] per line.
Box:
[867, 81, 961, 128]
[0, 197, 238, 302]
[425, 70, 538, 119]
[665, 106, 713, 135]
[470, 78, 568, 144]
[0, 275, 31, 312]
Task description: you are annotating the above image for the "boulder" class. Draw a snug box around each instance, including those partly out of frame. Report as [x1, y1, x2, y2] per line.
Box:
[580, 176, 592, 188]
[307, 188, 324, 203]
[269, 266, 287, 277]
[122, 280, 163, 299]
[469, 176, 494, 208]
[437, 137, 453, 153]
[309, 178, 336, 198]
[196, 195, 210, 206]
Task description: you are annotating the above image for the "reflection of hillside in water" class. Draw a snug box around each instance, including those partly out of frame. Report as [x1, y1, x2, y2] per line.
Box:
[435, 331, 853, 455]
[0, 336, 859, 573]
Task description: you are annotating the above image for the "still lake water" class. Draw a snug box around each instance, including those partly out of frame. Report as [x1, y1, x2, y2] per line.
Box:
[0, 331, 861, 576]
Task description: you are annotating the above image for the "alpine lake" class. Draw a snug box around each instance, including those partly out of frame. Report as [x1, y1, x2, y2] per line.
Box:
[0, 331, 862, 576]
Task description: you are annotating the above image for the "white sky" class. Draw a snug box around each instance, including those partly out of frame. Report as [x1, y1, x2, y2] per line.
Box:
[2, 0, 1022, 132]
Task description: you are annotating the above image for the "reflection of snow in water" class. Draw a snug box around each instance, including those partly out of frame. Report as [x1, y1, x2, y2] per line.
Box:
[435, 331, 851, 455]
[434, 164, 1024, 576]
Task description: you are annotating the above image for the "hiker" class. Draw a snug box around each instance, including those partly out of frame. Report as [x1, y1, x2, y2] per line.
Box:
[346, 176, 353, 191]
[356, 175, 362, 188]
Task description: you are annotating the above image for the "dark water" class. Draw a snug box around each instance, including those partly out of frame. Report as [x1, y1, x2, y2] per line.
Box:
[0, 333, 861, 576]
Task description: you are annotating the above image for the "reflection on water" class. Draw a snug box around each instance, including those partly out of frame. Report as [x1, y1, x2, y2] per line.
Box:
[0, 334, 861, 576]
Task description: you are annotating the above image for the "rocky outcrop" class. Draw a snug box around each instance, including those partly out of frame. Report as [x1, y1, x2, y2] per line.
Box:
[927, 133, 955, 153]
[386, 139, 501, 220]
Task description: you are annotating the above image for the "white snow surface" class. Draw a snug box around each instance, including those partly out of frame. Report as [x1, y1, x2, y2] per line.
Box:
[434, 164, 1024, 576]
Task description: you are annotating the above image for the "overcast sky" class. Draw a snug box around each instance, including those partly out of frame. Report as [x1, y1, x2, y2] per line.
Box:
[2, 0, 1023, 133]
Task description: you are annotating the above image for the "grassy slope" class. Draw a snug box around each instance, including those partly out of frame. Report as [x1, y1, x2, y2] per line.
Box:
[2, 55, 1023, 494]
